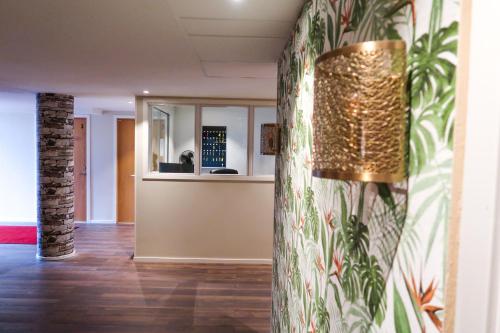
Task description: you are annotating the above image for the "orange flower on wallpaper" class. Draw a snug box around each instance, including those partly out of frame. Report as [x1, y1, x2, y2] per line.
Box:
[324, 211, 334, 230]
[331, 251, 343, 280]
[329, 0, 338, 7]
[304, 155, 312, 169]
[299, 215, 305, 229]
[410, 0, 416, 26]
[309, 320, 316, 333]
[341, 0, 353, 27]
[387, 1, 416, 26]
[315, 254, 325, 274]
[403, 272, 444, 332]
[306, 280, 313, 298]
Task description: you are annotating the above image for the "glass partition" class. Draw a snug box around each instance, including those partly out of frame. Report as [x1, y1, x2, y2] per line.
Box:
[201, 106, 248, 175]
[144, 99, 276, 179]
[150, 106, 169, 171]
[149, 104, 195, 173]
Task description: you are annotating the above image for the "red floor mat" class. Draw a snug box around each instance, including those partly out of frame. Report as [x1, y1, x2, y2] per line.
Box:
[0, 226, 37, 244]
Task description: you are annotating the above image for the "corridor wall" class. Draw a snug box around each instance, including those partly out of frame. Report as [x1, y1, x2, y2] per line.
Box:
[272, 1, 460, 331]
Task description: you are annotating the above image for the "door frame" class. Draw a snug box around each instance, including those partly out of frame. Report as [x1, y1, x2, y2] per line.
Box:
[113, 115, 135, 224]
[450, 0, 500, 332]
[74, 115, 91, 223]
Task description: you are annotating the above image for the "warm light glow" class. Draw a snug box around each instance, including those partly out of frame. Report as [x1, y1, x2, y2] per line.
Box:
[143, 90, 150, 94]
[312, 40, 408, 183]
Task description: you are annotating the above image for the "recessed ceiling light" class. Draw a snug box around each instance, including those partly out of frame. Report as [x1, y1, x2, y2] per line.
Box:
[128, 101, 133, 104]
[143, 90, 150, 94]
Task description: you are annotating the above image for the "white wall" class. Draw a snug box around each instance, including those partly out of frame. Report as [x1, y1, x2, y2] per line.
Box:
[201, 106, 248, 175]
[454, 0, 500, 332]
[74, 110, 134, 223]
[172, 105, 195, 161]
[0, 92, 37, 224]
[88, 113, 115, 222]
[0, 93, 131, 224]
[253, 107, 277, 176]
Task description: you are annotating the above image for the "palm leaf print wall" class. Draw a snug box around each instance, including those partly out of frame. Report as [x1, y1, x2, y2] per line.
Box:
[272, 0, 460, 332]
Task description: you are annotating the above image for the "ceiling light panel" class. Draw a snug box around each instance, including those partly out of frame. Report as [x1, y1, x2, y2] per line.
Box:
[167, 0, 305, 21]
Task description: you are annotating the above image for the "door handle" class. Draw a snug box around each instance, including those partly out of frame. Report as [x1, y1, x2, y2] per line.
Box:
[130, 174, 135, 177]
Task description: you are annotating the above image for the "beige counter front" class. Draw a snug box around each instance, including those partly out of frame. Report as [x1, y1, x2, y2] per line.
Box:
[135, 179, 274, 262]
[134, 97, 275, 263]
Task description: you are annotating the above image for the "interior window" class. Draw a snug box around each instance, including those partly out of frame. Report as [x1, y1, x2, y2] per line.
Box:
[149, 104, 195, 173]
[201, 106, 248, 175]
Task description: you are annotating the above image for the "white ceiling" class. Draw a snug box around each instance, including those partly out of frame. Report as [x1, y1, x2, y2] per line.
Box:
[0, 0, 303, 112]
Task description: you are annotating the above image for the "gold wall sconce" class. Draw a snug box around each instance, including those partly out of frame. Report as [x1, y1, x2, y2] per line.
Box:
[312, 40, 408, 183]
[260, 123, 280, 155]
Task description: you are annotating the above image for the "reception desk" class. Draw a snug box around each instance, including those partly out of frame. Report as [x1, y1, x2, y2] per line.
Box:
[134, 97, 275, 263]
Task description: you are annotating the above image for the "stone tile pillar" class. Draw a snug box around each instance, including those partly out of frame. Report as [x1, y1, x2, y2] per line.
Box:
[36, 93, 76, 260]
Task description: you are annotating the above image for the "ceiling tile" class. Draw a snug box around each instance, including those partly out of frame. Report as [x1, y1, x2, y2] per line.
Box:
[181, 18, 293, 38]
[190, 36, 286, 62]
[0, 0, 303, 100]
[202, 62, 277, 79]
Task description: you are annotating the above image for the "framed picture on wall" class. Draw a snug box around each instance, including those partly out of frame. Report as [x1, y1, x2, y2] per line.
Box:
[260, 123, 279, 155]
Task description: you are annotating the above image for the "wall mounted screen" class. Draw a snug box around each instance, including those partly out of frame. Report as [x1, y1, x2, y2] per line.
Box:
[202, 126, 227, 168]
[201, 106, 248, 175]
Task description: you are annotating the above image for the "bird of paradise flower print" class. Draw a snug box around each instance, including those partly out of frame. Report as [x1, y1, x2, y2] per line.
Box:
[403, 272, 443, 332]
[272, 0, 460, 332]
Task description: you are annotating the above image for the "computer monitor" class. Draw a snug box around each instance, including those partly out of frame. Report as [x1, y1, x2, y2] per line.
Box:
[159, 163, 194, 173]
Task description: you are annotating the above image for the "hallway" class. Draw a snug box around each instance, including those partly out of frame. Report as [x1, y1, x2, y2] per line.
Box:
[0, 224, 272, 333]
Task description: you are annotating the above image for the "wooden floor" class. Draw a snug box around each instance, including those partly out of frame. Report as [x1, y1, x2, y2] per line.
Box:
[0, 224, 272, 333]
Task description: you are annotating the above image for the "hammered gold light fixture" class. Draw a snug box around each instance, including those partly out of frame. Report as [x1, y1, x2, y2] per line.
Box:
[312, 40, 408, 183]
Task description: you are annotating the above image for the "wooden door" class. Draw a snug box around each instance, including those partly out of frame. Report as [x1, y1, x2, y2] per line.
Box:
[74, 118, 87, 222]
[117, 119, 135, 223]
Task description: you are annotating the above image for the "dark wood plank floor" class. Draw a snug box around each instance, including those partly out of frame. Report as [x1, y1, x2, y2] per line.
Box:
[0, 224, 272, 333]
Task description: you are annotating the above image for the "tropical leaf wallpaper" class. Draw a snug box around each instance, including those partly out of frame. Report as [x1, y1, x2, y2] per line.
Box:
[272, 0, 460, 332]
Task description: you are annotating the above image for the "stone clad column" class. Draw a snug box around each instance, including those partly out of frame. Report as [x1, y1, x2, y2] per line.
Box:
[36, 93, 76, 260]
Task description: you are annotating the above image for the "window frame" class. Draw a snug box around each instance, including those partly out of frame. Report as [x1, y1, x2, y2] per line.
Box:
[149, 106, 171, 172]
[199, 104, 251, 176]
[139, 97, 276, 182]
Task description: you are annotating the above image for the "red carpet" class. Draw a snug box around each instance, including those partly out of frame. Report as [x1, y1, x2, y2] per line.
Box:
[0, 226, 37, 244]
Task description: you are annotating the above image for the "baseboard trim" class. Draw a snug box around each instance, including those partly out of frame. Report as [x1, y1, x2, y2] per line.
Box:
[0, 221, 36, 226]
[88, 220, 116, 224]
[133, 256, 272, 265]
[37, 250, 77, 261]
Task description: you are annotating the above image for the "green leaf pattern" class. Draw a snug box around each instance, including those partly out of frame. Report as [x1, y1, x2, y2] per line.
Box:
[272, 0, 459, 332]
